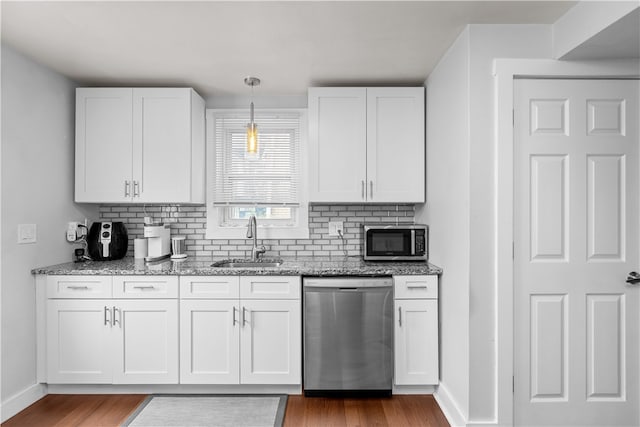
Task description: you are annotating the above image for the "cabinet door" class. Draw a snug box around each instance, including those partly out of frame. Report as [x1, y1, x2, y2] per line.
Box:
[111, 299, 179, 384]
[133, 88, 194, 203]
[46, 300, 112, 384]
[366, 88, 425, 203]
[308, 88, 367, 202]
[75, 88, 133, 203]
[240, 299, 301, 385]
[394, 299, 438, 385]
[180, 299, 240, 384]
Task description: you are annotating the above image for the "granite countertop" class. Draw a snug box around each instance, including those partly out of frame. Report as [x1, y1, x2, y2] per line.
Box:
[32, 256, 442, 277]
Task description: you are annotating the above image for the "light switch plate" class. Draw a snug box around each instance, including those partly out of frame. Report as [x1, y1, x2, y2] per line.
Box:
[328, 221, 344, 237]
[18, 223, 37, 244]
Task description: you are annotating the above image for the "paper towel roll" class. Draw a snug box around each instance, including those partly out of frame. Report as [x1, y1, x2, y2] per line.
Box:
[134, 238, 148, 259]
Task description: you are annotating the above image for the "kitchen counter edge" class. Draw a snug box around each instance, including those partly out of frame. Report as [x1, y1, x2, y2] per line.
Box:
[32, 257, 442, 277]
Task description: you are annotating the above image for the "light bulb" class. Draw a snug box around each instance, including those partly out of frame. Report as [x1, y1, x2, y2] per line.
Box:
[247, 122, 258, 154]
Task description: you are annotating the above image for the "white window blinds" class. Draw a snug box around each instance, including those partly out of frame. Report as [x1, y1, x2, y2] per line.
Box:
[212, 110, 301, 206]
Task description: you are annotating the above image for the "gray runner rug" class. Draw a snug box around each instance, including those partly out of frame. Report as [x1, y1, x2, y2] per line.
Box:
[122, 394, 288, 427]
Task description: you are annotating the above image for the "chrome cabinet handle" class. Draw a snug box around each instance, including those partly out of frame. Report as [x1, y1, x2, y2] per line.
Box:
[242, 307, 249, 326]
[133, 180, 140, 197]
[67, 285, 89, 290]
[361, 180, 365, 199]
[627, 271, 640, 285]
[133, 285, 156, 290]
[112, 306, 121, 328]
[398, 307, 402, 327]
[124, 181, 131, 198]
[104, 306, 111, 326]
[232, 306, 238, 325]
[370, 180, 373, 199]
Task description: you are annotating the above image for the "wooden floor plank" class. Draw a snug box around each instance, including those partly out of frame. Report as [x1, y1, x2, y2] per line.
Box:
[3, 393, 450, 427]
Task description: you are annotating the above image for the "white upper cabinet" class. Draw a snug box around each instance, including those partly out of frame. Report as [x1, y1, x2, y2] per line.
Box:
[308, 87, 425, 203]
[75, 88, 205, 204]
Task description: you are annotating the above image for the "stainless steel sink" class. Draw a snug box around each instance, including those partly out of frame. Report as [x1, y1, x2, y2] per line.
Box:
[211, 259, 283, 268]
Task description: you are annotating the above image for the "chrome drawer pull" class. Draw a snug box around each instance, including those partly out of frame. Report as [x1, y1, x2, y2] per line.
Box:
[406, 284, 428, 289]
[132, 285, 157, 290]
[104, 306, 110, 326]
[232, 306, 238, 325]
[398, 307, 402, 327]
[67, 285, 89, 290]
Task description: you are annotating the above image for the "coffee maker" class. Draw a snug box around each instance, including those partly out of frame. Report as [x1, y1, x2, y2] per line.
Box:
[143, 223, 171, 262]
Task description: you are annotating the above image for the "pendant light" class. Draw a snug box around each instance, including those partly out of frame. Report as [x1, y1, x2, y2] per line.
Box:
[244, 76, 260, 155]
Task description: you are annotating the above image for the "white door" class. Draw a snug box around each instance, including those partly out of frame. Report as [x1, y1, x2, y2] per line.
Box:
[240, 299, 301, 384]
[514, 79, 639, 426]
[75, 88, 133, 203]
[366, 87, 425, 203]
[308, 87, 367, 202]
[180, 299, 240, 384]
[46, 300, 112, 384]
[394, 299, 438, 385]
[111, 299, 179, 384]
[133, 88, 192, 203]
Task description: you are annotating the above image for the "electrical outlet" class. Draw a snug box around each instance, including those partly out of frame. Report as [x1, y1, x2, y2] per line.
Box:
[328, 221, 344, 237]
[67, 222, 79, 242]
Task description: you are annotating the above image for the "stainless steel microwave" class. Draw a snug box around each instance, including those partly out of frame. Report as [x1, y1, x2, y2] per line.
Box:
[363, 223, 428, 261]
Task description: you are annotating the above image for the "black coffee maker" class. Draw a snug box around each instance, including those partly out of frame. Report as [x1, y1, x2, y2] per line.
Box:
[87, 221, 128, 260]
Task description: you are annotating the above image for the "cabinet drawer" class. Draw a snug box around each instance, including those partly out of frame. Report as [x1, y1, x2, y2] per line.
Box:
[180, 276, 240, 299]
[47, 276, 112, 299]
[240, 276, 301, 300]
[112, 276, 178, 298]
[394, 275, 438, 299]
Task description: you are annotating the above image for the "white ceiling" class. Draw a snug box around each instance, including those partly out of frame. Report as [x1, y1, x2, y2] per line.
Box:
[1, 1, 579, 98]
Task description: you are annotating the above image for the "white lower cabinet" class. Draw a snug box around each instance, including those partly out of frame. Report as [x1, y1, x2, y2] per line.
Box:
[46, 276, 179, 384]
[393, 275, 439, 385]
[180, 276, 301, 385]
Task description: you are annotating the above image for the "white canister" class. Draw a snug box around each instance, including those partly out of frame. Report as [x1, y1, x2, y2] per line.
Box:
[134, 238, 148, 259]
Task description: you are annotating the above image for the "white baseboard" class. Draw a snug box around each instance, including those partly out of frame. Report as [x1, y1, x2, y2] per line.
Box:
[0, 383, 48, 423]
[434, 382, 466, 427]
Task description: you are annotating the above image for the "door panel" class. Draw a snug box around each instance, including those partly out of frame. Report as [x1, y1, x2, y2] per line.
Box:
[514, 79, 639, 426]
[240, 299, 301, 385]
[112, 300, 178, 384]
[366, 87, 425, 202]
[46, 300, 112, 384]
[133, 88, 192, 203]
[179, 299, 239, 384]
[308, 88, 367, 202]
[75, 88, 133, 202]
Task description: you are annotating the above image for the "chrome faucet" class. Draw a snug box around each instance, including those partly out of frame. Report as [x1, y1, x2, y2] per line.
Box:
[246, 215, 266, 260]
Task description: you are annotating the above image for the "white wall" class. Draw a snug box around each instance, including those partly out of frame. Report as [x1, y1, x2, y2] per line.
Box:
[466, 25, 552, 422]
[0, 45, 97, 418]
[417, 24, 552, 425]
[417, 27, 471, 424]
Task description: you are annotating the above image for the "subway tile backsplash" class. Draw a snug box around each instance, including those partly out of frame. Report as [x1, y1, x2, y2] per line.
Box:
[99, 204, 415, 258]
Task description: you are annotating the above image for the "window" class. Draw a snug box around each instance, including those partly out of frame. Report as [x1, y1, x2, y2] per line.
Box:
[206, 109, 309, 239]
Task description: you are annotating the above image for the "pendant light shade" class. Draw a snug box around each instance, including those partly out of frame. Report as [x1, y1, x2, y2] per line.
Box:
[244, 77, 260, 154]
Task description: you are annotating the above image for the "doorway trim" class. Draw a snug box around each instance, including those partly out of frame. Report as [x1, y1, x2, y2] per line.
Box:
[493, 58, 640, 426]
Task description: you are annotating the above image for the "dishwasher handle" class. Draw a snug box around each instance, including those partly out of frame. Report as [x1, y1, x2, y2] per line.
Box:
[303, 277, 392, 289]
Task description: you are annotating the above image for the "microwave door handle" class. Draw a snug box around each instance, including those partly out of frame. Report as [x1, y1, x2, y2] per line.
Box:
[411, 230, 416, 255]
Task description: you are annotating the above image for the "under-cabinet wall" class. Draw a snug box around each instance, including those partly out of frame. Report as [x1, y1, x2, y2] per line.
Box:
[98, 203, 416, 258]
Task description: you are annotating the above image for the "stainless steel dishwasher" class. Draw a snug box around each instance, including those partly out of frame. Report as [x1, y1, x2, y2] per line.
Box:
[303, 277, 393, 396]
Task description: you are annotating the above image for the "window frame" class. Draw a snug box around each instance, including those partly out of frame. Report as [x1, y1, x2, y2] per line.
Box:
[205, 108, 309, 240]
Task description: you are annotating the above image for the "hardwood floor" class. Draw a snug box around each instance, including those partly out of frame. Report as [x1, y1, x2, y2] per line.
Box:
[2, 394, 449, 427]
